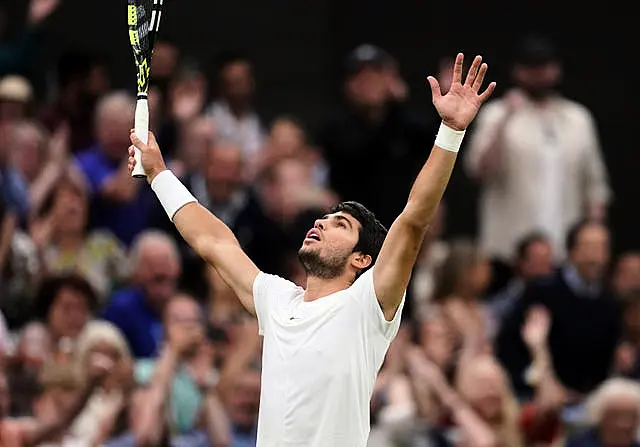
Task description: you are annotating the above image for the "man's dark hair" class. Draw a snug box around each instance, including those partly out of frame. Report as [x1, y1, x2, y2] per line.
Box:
[565, 219, 608, 253]
[516, 232, 548, 261]
[215, 51, 251, 74]
[33, 273, 98, 321]
[328, 201, 387, 268]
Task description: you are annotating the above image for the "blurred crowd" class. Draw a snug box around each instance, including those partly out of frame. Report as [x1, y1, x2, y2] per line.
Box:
[1, 0, 639, 446]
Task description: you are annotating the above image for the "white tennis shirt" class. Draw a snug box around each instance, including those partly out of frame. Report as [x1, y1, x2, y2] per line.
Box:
[253, 268, 404, 447]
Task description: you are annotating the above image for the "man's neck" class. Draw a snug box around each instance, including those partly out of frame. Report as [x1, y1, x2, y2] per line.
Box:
[304, 274, 354, 302]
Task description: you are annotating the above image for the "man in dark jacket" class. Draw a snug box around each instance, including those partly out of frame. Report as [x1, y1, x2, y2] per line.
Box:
[496, 220, 622, 398]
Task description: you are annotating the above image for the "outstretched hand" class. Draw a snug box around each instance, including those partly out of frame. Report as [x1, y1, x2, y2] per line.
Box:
[427, 53, 496, 131]
[128, 130, 167, 183]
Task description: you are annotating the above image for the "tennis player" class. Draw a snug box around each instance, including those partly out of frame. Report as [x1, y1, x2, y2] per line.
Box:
[128, 53, 495, 446]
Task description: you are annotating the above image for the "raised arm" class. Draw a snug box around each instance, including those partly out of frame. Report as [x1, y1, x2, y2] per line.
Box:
[128, 132, 260, 314]
[373, 54, 495, 319]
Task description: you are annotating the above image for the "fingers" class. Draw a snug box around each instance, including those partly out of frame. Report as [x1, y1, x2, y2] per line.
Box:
[464, 55, 482, 87]
[426, 76, 442, 101]
[452, 53, 464, 85]
[129, 129, 146, 149]
[479, 81, 497, 103]
[472, 63, 488, 92]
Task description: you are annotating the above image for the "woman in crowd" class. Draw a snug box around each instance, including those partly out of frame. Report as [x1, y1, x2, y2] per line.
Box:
[30, 174, 129, 302]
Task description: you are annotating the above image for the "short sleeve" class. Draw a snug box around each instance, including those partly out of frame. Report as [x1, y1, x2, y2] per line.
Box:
[350, 269, 405, 341]
[252, 272, 301, 335]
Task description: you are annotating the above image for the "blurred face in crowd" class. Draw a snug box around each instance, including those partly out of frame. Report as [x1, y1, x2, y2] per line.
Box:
[457, 357, 505, 424]
[513, 62, 561, 99]
[11, 122, 45, 182]
[50, 181, 88, 236]
[165, 295, 204, 357]
[345, 66, 389, 110]
[85, 63, 111, 97]
[47, 286, 92, 340]
[137, 243, 181, 312]
[181, 117, 215, 172]
[613, 253, 640, 296]
[152, 41, 179, 79]
[261, 158, 312, 221]
[204, 144, 243, 203]
[226, 369, 261, 430]
[220, 60, 254, 109]
[298, 211, 364, 279]
[96, 97, 135, 160]
[599, 394, 640, 447]
[569, 223, 610, 283]
[420, 315, 454, 370]
[461, 256, 492, 298]
[267, 118, 305, 158]
[518, 239, 553, 280]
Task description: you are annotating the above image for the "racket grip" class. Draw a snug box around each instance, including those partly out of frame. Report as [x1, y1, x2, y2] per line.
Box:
[131, 98, 149, 178]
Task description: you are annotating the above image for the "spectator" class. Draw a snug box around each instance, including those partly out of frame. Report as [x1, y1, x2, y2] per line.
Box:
[612, 252, 640, 298]
[496, 221, 622, 398]
[68, 321, 134, 446]
[75, 91, 153, 246]
[465, 35, 611, 262]
[565, 379, 640, 447]
[30, 173, 130, 301]
[207, 52, 265, 173]
[130, 293, 231, 446]
[0, 75, 33, 121]
[488, 232, 554, 329]
[0, 359, 111, 446]
[432, 239, 493, 352]
[31, 273, 98, 363]
[0, 121, 30, 222]
[318, 44, 431, 228]
[102, 230, 180, 358]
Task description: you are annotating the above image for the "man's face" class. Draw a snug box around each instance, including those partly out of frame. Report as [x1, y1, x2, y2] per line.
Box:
[345, 66, 389, 109]
[227, 370, 261, 429]
[138, 248, 180, 311]
[97, 112, 134, 160]
[220, 61, 254, 105]
[513, 62, 561, 99]
[165, 296, 204, 357]
[204, 145, 243, 203]
[519, 240, 553, 280]
[600, 396, 640, 447]
[298, 211, 363, 279]
[569, 224, 610, 283]
[613, 254, 640, 296]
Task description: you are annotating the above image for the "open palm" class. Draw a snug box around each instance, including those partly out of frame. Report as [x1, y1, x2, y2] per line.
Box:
[427, 53, 496, 131]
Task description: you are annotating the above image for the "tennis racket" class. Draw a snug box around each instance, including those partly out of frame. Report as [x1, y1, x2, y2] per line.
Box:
[127, 0, 164, 178]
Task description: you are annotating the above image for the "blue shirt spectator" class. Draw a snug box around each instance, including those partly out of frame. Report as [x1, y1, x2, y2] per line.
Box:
[102, 287, 163, 358]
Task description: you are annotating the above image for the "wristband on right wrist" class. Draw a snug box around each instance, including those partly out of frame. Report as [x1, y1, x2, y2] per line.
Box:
[150, 170, 198, 221]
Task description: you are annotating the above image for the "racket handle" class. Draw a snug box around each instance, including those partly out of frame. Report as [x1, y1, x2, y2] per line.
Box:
[131, 98, 149, 178]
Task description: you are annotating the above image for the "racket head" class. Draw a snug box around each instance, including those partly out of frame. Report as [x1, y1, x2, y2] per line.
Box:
[127, 0, 164, 96]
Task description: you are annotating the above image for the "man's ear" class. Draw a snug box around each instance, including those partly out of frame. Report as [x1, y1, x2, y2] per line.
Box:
[351, 253, 372, 271]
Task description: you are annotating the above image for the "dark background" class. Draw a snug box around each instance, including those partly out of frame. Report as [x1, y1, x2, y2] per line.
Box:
[3, 0, 637, 251]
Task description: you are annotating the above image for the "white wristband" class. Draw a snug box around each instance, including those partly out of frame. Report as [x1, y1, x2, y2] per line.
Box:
[434, 122, 466, 153]
[150, 170, 198, 221]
